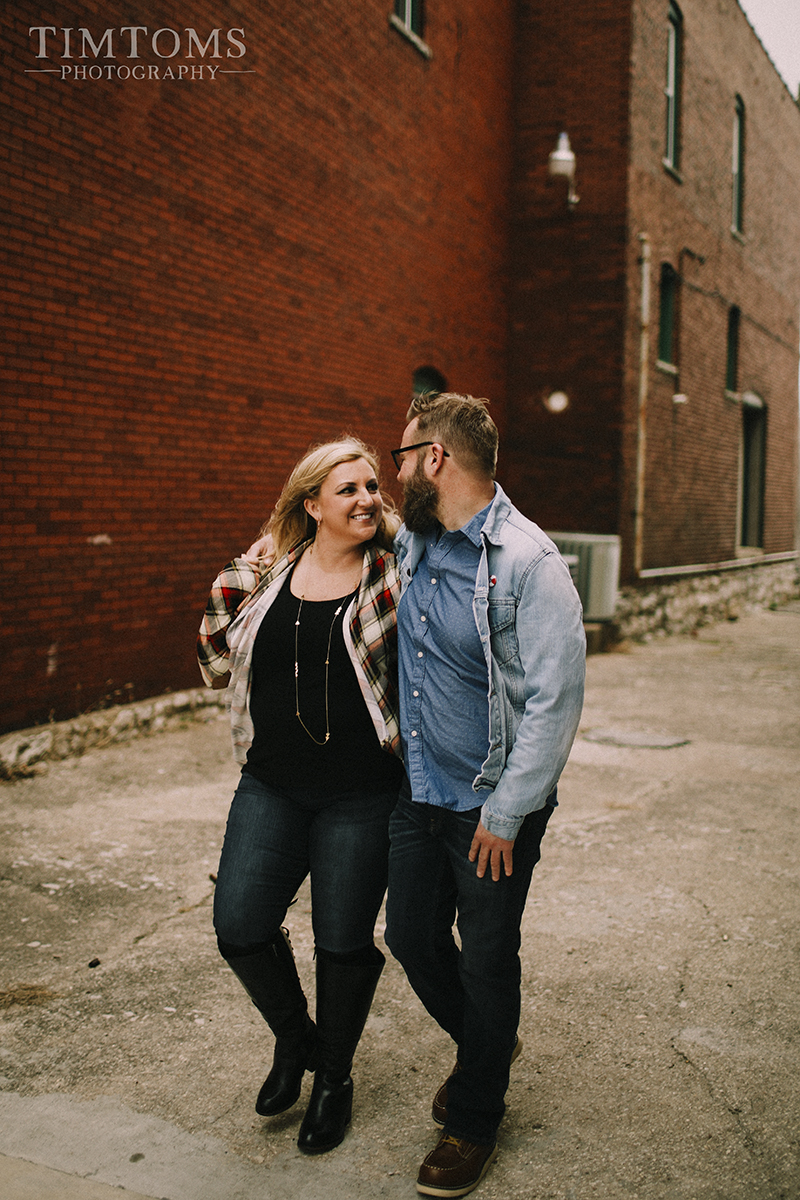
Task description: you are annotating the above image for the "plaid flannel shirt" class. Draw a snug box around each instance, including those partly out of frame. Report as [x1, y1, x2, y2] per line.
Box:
[197, 539, 401, 764]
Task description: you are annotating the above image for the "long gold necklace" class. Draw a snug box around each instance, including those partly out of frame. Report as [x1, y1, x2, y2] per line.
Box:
[294, 596, 345, 746]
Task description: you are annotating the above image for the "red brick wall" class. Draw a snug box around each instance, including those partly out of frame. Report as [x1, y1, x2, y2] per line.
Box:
[1, 0, 514, 731]
[502, 0, 634, 535]
[624, 0, 800, 573]
[3, 0, 798, 731]
[504, 0, 799, 583]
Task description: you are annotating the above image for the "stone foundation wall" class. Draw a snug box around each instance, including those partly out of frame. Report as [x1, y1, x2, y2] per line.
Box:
[0, 689, 227, 779]
[614, 558, 800, 640]
[3, 558, 798, 775]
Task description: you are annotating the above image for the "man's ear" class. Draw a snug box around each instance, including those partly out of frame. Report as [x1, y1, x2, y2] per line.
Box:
[428, 443, 447, 474]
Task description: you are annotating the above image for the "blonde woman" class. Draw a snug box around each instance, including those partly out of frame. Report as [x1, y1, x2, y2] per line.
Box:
[198, 437, 403, 1155]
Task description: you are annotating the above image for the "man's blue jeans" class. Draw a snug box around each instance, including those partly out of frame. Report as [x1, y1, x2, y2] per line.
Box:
[214, 770, 398, 955]
[385, 793, 553, 1146]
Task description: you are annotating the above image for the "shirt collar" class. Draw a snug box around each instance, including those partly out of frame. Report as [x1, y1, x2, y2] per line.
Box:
[459, 497, 494, 547]
[434, 494, 494, 549]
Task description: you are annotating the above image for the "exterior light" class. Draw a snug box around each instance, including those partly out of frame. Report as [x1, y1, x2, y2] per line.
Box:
[548, 132, 579, 208]
[544, 390, 570, 413]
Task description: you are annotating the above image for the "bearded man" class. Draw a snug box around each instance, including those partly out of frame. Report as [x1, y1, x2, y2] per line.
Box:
[385, 392, 586, 1198]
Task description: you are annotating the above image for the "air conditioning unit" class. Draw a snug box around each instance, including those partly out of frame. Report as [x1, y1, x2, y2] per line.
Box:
[546, 532, 621, 621]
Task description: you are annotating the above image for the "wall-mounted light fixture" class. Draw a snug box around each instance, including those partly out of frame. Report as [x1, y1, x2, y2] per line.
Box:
[548, 132, 579, 208]
[544, 390, 570, 413]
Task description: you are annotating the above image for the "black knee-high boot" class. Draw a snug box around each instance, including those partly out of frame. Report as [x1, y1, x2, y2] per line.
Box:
[220, 929, 318, 1116]
[297, 944, 384, 1155]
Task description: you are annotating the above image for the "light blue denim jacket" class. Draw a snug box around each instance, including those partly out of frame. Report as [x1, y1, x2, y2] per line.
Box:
[395, 484, 586, 840]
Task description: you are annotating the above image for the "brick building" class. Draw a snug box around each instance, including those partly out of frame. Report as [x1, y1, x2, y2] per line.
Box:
[2, 0, 799, 732]
[503, 0, 800, 633]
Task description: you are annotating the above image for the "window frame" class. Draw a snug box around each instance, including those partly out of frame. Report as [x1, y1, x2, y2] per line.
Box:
[725, 305, 741, 394]
[732, 94, 746, 235]
[663, 1, 683, 176]
[394, 0, 424, 37]
[657, 262, 679, 369]
[390, 0, 432, 58]
[737, 394, 766, 549]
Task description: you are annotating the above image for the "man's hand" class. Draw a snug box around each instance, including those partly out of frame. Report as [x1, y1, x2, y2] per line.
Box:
[468, 821, 515, 881]
[243, 532, 275, 569]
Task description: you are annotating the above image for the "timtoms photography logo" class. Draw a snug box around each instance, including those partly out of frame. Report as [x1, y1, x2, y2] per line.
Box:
[27, 25, 252, 81]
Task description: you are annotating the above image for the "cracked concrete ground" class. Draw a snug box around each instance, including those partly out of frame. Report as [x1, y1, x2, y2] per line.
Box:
[1, 601, 799, 1200]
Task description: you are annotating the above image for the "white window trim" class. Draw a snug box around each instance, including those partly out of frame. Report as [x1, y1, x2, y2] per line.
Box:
[664, 5, 682, 172]
[389, 12, 432, 59]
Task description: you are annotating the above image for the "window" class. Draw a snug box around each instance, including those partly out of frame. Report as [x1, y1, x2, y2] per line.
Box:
[394, 0, 424, 39]
[657, 263, 678, 367]
[664, 2, 683, 173]
[732, 95, 745, 234]
[413, 365, 447, 399]
[390, 0, 431, 58]
[738, 395, 766, 548]
[726, 306, 740, 392]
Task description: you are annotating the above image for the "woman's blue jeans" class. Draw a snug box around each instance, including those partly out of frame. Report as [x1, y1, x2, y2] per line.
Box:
[213, 770, 399, 955]
[385, 793, 553, 1146]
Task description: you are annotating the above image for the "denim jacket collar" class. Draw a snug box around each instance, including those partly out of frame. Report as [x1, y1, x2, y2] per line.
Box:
[477, 483, 513, 546]
[397, 482, 513, 587]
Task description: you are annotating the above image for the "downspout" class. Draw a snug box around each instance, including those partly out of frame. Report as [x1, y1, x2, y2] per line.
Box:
[634, 234, 651, 576]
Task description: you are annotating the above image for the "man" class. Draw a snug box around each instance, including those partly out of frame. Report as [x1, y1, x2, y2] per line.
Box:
[385, 393, 585, 1197]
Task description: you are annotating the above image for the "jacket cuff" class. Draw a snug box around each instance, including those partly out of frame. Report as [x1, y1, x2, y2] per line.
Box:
[479, 804, 524, 842]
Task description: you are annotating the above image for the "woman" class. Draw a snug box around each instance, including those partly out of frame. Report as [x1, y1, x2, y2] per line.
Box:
[197, 437, 403, 1155]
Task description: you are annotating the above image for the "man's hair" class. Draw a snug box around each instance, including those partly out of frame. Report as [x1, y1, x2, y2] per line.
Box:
[407, 392, 498, 478]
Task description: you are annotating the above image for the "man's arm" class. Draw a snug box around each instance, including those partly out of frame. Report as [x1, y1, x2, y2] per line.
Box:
[479, 550, 586, 843]
[197, 558, 260, 686]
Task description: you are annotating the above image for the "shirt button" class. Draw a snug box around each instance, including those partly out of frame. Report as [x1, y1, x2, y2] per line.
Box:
[420, 615, 426, 622]
[430, 578, 437, 584]
[417, 651, 423, 658]
[411, 730, 418, 737]
[413, 690, 419, 697]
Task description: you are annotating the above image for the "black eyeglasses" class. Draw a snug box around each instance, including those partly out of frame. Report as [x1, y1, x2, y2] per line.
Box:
[390, 442, 450, 471]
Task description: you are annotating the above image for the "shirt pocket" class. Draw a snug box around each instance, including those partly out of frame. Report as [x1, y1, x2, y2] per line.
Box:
[487, 598, 519, 665]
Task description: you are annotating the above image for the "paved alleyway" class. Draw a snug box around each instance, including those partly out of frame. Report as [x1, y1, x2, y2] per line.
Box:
[1, 602, 799, 1200]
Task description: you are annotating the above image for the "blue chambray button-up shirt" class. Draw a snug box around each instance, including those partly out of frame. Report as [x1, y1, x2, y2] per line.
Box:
[398, 503, 492, 810]
[395, 483, 586, 840]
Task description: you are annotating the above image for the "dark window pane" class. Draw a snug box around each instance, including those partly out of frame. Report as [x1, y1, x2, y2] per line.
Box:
[665, 3, 683, 169]
[726, 307, 740, 391]
[658, 263, 677, 365]
[733, 95, 745, 232]
[740, 404, 766, 547]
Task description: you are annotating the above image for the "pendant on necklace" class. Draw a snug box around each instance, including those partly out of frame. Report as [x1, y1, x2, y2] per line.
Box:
[293, 596, 343, 746]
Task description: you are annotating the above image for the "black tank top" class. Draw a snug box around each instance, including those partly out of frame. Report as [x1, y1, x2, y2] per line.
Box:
[245, 572, 402, 792]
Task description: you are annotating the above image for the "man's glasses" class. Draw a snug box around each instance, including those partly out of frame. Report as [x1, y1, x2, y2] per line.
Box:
[391, 442, 450, 471]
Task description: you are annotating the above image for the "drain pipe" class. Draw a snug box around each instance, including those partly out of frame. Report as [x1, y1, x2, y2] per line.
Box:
[634, 234, 651, 576]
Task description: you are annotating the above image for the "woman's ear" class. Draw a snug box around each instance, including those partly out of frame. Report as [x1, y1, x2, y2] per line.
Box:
[304, 496, 320, 522]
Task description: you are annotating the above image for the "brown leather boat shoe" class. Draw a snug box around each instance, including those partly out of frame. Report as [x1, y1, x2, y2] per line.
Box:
[416, 1134, 498, 1197]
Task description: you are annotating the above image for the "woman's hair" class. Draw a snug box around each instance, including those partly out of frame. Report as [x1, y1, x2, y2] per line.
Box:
[265, 436, 400, 559]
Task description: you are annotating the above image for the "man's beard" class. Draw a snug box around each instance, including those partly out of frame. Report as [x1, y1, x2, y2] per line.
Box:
[402, 460, 440, 534]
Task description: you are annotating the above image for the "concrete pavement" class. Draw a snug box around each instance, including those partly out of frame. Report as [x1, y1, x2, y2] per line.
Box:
[1, 601, 799, 1200]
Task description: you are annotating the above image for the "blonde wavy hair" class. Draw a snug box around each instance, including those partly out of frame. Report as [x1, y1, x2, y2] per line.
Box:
[265, 437, 400, 559]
